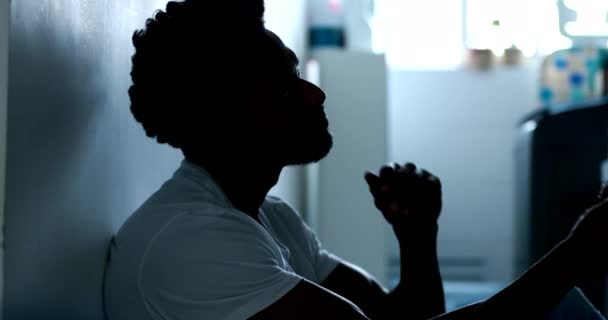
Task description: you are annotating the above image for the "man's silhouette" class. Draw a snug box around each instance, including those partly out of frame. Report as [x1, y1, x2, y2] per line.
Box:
[104, 1, 608, 319]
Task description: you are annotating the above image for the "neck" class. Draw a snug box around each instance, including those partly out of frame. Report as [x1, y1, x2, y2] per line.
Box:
[185, 153, 283, 221]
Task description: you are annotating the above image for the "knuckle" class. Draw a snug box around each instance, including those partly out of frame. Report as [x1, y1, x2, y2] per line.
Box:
[380, 165, 393, 173]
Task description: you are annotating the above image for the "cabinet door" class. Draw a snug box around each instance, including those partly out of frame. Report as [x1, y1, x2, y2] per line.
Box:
[0, 0, 9, 317]
[308, 50, 390, 286]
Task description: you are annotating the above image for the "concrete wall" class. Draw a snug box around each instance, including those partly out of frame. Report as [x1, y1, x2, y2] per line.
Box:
[3, 1, 181, 319]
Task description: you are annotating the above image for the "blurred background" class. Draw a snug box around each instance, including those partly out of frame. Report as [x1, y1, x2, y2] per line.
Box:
[0, 0, 607, 318]
[274, 0, 608, 313]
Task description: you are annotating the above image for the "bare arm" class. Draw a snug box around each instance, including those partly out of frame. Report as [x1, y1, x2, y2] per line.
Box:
[253, 162, 446, 320]
[320, 227, 444, 320]
[249, 239, 572, 320]
[362, 163, 446, 319]
[249, 238, 579, 320]
[432, 193, 608, 320]
[479, 240, 578, 319]
[251, 173, 608, 319]
[249, 279, 371, 320]
[430, 240, 578, 320]
[317, 239, 576, 320]
[250, 221, 446, 320]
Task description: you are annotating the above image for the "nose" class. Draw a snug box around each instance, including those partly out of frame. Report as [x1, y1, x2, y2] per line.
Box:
[298, 79, 326, 107]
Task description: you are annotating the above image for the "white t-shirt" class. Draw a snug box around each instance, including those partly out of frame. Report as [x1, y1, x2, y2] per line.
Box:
[104, 160, 341, 320]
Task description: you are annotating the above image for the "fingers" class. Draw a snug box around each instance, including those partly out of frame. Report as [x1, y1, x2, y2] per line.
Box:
[364, 171, 380, 189]
[402, 162, 417, 173]
[365, 162, 432, 203]
[365, 162, 440, 198]
[364, 171, 390, 208]
[369, 162, 438, 190]
[379, 164, 397, 181]
[364, 171, 387, 197]
[420, 169, 431, 179]
[394, 163, 441, 192]
[365, 166, 397, 222]
[365, 161, 443, 225]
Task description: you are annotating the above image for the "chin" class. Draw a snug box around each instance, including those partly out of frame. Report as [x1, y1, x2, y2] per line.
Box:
[314, 131, 334, 161]
[285, 130, 333, 166]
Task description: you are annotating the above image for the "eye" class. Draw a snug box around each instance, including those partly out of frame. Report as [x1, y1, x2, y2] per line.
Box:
[279, 82, 292, 97]
[279, 75, 298, 97]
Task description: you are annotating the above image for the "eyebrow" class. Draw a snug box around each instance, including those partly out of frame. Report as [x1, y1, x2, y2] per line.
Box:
[287, 49, 300, 66]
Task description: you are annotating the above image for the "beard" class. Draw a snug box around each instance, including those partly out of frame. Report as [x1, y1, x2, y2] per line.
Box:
[282, 129, 334, 166]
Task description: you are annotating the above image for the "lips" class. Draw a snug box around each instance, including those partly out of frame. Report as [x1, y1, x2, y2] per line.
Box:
[322, 115, 329, 128]
[319, 108, 329, 128]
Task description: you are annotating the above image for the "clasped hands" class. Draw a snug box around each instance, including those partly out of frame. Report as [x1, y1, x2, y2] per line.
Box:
[365, 162, 441, 243]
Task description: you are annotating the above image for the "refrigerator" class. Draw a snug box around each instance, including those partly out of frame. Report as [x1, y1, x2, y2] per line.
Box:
[514, 98, 608, 314]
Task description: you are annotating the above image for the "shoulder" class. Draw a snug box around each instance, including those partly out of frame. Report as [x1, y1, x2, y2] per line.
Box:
[139, 208, 289, 284]
[262, 196, 316, 239]
[263, 195, 293, 209]
[144, 208, 270, 257]
[136, 209, 305, 320]
[261, 196, 320, 250]
[262, 196, 303, 222]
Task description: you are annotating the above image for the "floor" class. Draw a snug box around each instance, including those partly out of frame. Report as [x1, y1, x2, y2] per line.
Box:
[443, 281, 505, 311]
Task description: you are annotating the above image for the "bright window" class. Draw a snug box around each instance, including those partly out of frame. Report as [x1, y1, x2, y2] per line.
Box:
[372, 0, 464, 70]
[466, 0, 570, 56]
[562, 0, 608, 37]
[374, 0, 573, 70]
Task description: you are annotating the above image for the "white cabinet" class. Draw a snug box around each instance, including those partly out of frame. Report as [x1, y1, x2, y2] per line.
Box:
[0, 0, 8, 317]
[305, 50, 390, 285]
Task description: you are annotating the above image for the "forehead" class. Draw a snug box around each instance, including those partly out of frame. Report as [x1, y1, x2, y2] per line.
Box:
[247, 31, 299, 92]
[259, 30, 299, 69]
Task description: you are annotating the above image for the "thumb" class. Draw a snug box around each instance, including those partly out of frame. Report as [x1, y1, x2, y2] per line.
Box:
[364, 171, 380, 189]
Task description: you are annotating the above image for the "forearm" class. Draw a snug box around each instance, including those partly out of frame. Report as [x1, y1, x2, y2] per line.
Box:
[322, 243, 445, 320]
[370, 225, 445, 320]
[395, 226, 445, 319]
[479, 240, 579, 319]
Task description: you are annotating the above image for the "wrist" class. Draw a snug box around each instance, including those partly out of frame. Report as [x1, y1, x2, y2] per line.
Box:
[398, 229, 439, 264]
[395, 222, 438, 245]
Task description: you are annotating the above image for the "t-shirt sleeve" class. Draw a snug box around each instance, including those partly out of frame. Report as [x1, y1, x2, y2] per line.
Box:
[272, 199, 342, 283]
[138, 211, 302, 320]
[302, 218, 342, 282]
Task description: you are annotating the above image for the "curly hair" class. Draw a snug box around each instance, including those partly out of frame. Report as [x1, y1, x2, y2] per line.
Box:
[129, 0, 266, 148]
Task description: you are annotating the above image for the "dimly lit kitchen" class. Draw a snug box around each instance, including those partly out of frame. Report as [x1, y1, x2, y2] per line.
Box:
[0, 0, 607, 319]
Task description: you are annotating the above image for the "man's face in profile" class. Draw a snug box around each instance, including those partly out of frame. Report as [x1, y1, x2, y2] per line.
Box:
[234, 30, 333, 166]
